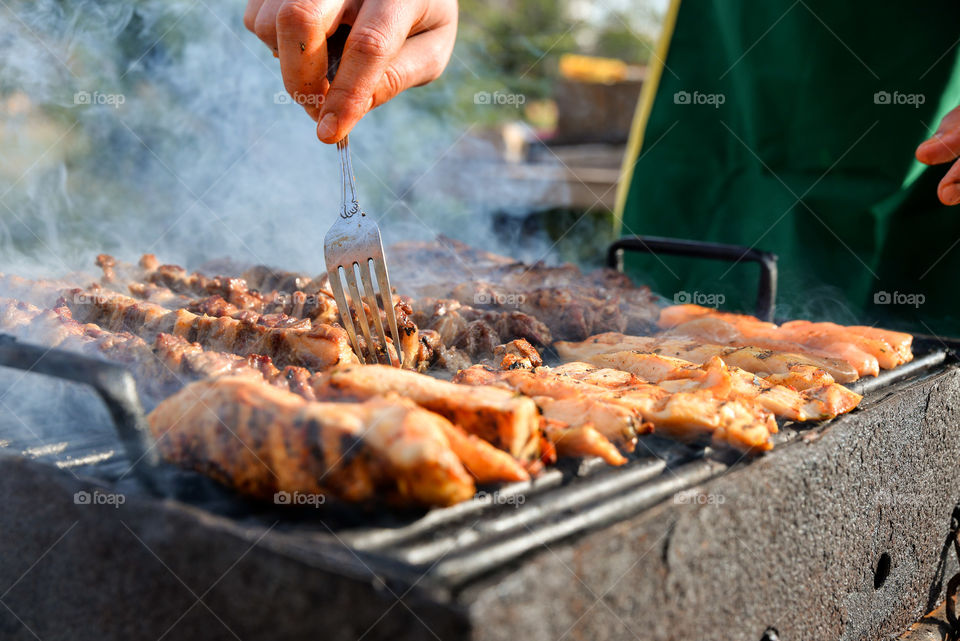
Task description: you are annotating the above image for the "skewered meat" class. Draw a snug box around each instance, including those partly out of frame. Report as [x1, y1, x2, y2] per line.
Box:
[560, 351, 861, 421]
[310, 365, 543, 462]
[148, 377, 477, 507]
[62, 289, 358, 370]
[456, 363, 776, 453]
[555, 332, 858, 383]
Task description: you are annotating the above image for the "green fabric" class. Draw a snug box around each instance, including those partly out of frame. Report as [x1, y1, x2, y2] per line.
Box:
[621, 0, 960, 335]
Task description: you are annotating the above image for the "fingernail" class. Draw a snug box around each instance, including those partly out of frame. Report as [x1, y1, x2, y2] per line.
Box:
[940, 182, 960, 205]
[316, 112, 337, 141]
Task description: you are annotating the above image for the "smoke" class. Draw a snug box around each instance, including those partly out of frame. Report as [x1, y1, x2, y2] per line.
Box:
[0, 0, 565, 280]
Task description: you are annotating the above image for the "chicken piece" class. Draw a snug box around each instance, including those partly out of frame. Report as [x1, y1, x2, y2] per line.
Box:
[658, 305, 913, 376]
[438, 423, 530, 483]
[495, 339, 543, 370]
[541, 420, 628, 466]
[764, 365, 836, 391]
[456, 365, 649, 451]
[148, 377, 476, 507]
[572, 351, 861, 421]
[310, 365, 542, 462]
[777, 320, 907, 370]
[460, 363, 775, 453]
[555, 332, 858, 383]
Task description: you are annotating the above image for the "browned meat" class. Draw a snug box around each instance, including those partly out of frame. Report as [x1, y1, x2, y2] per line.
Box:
[148, 378, 477, 507]
[556, 332, 860, 384]
[310, 364, 543, 463]
[495, 339, 543, 370]
[456, 363, 777, 454]
[390, 237, 659, 340]
[62, 288, 358, 370]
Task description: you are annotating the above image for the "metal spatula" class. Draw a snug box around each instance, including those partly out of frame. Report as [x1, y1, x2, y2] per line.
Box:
[322, 26, 404, 366]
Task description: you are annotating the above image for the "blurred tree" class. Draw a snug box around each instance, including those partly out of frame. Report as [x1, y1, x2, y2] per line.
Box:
[457, 0, 579, 99]
[592, 11, 655, 64]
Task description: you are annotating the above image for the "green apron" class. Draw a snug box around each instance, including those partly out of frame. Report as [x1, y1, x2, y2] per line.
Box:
[617, 0, 960, 336]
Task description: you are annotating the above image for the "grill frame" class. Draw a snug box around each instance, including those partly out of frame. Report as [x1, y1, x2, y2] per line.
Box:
[1, 239, 958, 639]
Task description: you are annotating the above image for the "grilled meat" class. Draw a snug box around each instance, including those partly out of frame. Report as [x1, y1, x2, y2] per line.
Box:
[495, 339, 543, 370]
[455, 364, 649, 452]
[62, 289, 358, 370]
[148, 377, 477, 507]
[562, 351, 862, 421]
[410, 297, 552, 363]
[457, 363, 776, 453]
[659, 305, 913, 377]
[555, 332, 859, 384]
[310, 364, 543, 462]
[391, 237, 659, 340]
[541, 420, 628, 466]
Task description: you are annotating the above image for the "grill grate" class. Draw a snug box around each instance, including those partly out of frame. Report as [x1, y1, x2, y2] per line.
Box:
[0, 333, 956, 590]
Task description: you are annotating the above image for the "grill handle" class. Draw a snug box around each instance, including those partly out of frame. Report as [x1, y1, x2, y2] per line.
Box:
[0, 334, 161, 494]
[606, 235, 778, 322]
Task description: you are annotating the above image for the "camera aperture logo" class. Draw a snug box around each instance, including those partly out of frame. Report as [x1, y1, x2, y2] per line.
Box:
[674, 490, 725, 506]
[274, 91, 324, 107]
[474, 291, 526, 307]
[274, 490, 325, 508]
[673, 90, 725, 108]
[74, 489, 125, 508]
[73, 91, 125, 109]
[873, 90, 925, 108]
[475, 490, 525, 506]
[473, 90, 526, 108]
[873, 290, 924, 308]
[674, 290, 725, 307]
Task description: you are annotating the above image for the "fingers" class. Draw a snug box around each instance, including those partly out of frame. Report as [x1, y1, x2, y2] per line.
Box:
[243, 0, 267, 33]
[937, 159, 960, 205]
[316, 0, 423, 142]
[252, 0, 286, 53]
[276, 0, 341, 121]
[369, 23, 456, 110]
[916, 106, 960, 165]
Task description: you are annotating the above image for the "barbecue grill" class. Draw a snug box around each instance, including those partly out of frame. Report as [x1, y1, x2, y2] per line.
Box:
[1, 237, 958, 641]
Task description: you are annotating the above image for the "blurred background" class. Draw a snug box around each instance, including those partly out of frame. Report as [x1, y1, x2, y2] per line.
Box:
[0, 0, 665, 278]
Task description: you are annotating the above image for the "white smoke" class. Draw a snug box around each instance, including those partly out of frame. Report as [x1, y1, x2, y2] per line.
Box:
[0, 0, 565, 279]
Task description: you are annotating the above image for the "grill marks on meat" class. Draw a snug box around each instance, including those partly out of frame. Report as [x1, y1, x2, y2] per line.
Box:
[456, 363, 776, 453]
[658, 305, 913, 377]
[311, 365, 543, 464]
[148, 378, 477, 507]
[560, 351, 862, 421]
[62, 289, 358, 370]
[98, 255, 430, 370]
[556, 332, 859, 384]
